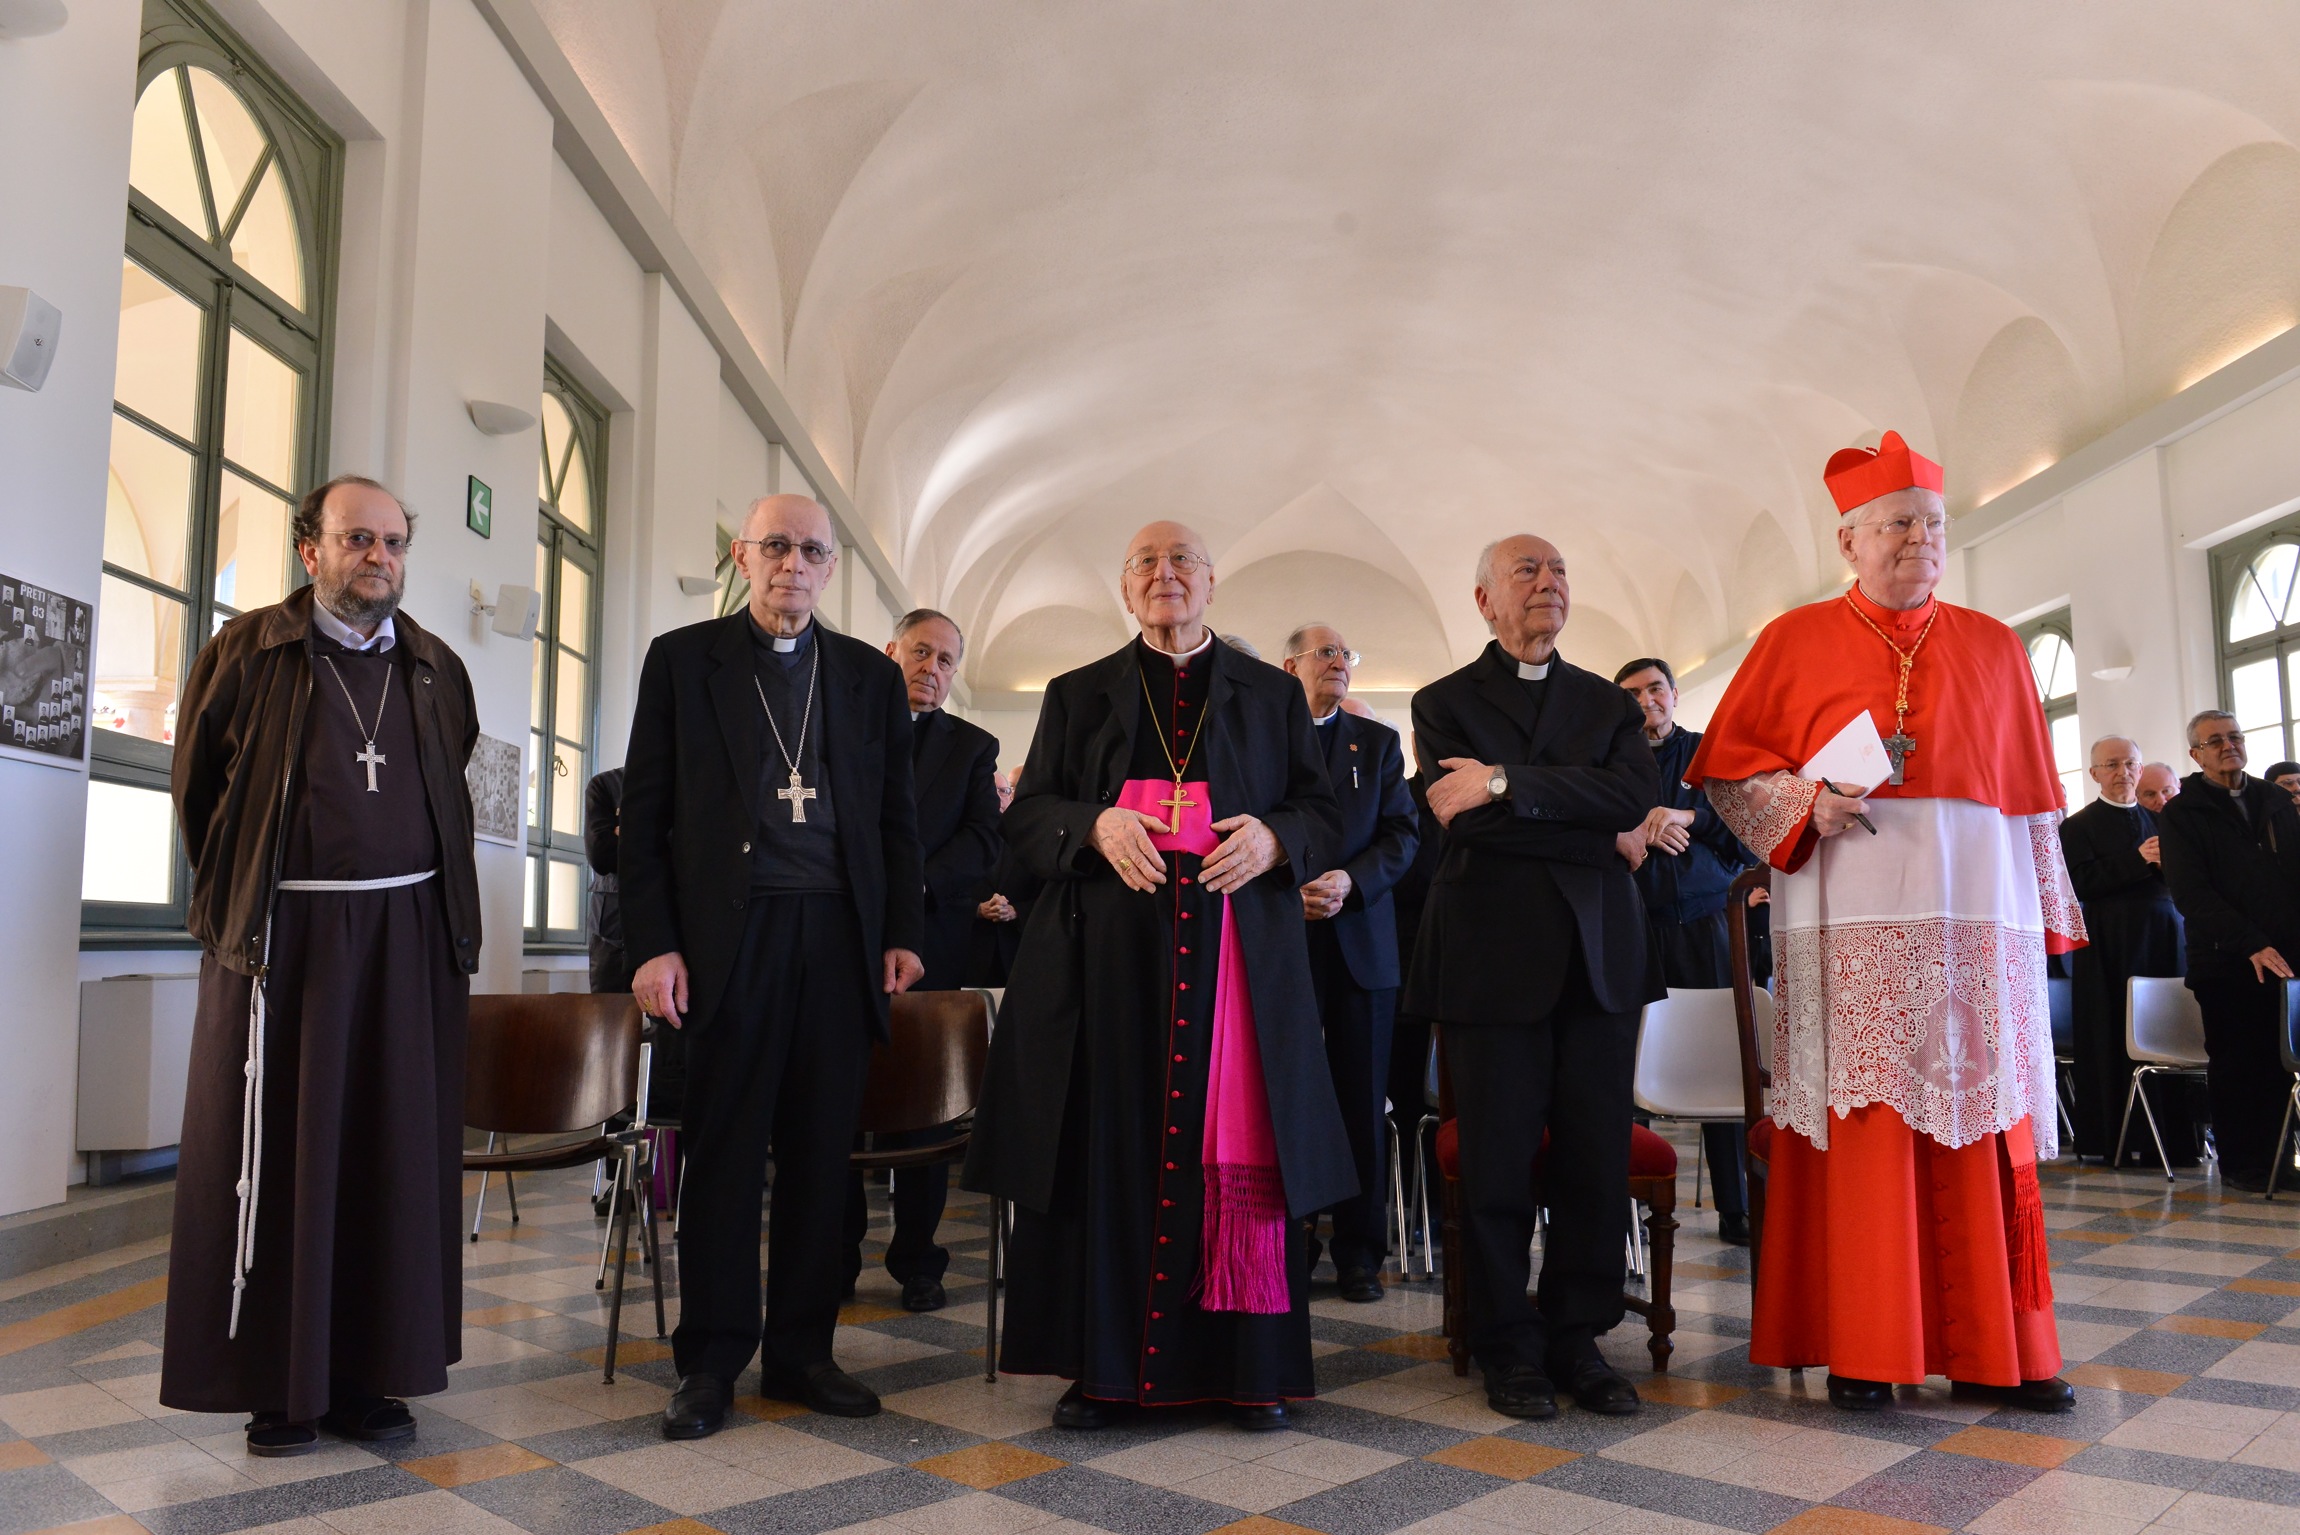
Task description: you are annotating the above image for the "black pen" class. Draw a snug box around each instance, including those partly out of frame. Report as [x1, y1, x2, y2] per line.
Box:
[1820, 780, 1878, 835]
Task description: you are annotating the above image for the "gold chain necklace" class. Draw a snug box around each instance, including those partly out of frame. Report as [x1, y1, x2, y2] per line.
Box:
[1843, 593, 1937, 786]
[1139, 660, 1207, 833]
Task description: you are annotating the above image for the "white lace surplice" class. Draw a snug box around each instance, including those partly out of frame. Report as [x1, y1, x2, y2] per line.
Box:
[1707, 773, 2079, 1160]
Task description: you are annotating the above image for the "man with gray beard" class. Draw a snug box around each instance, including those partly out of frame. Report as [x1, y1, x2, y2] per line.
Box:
[161, 476, 481, 1457]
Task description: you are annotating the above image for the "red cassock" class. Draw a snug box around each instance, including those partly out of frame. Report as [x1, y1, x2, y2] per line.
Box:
[1686, 584, 2084, 1386]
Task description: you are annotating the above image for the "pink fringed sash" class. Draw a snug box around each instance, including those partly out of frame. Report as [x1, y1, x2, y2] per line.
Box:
[1117, 778, 1290, 1314]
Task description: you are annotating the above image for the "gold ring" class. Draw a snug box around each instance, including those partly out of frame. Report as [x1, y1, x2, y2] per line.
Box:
[1119, 856, 1133, 867]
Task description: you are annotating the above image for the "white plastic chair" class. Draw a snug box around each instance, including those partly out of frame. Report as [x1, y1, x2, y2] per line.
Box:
[2115, 976, 2212, 1182]
[1635, 987, 1772, 1210]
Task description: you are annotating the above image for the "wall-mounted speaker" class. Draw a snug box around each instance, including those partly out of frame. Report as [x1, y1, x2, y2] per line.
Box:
[0, 286, 61, 392]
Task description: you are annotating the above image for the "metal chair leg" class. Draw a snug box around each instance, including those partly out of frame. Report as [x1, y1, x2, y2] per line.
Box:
[595, 1153, 623, 1290]
[602, 1147, 635, 1384]
[2268, 1087, 2300, 1202]
[1693, 1131, 1704, 1210]
[1413, 1116, 1438, 1281]
[2134, 1067, 2176, 1183]
[503, 1168, 519, 1225]
[984, 1195, 1005, 1383]
[470, 1132, 497, 1242]
[2112, 1073, 2141, 1171]
[1387, 1116, 1408, 1278]
[641, 1141, 668, 1339]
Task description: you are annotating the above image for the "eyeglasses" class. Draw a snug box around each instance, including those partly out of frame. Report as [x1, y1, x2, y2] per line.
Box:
[1287, 644, 1361, 668]
[320, 530, 409, 557]
[1122, 551, 1210, 577]
[1861, 513, 1948, 539]
[736, 537, 836, 567]
[2193, 731, 2246, 751]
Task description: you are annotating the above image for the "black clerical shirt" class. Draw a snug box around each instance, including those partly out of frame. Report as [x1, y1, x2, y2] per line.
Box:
[747, 615, 846, 893]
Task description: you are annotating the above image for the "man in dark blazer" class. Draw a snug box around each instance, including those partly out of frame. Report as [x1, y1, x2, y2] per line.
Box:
[2158, 709, 2300, 1192]
[1283, 622, 1419, 1302]
[842, 609, 1001, 1313]
[1410, 533, 1661, 1420]
[621, 494, 925, 1437]
[966, 521, 1352, 1433]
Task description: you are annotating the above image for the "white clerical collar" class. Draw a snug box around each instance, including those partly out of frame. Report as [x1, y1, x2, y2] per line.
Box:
[1516, 658, 1550, 681]
[1313, 709, 1339, 726]
[312, 598, 395, 653]
[2103, 795, 2138, 809]
[1143, 629, 1216, 660]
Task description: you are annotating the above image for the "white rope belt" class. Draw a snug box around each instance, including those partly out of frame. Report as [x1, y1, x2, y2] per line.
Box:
[229, 868, 436, 1338]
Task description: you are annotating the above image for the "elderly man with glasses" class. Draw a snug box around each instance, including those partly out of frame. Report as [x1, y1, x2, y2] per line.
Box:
[2159, 711, 2300, 1191]
[968, 522, 1351, 1432]
[1281, 624, 1418, 1302]
[622, 493, 925, 1436]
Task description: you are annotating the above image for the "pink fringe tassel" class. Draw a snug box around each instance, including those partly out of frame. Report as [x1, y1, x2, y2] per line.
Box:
[1196, 1162, 1290, 1313]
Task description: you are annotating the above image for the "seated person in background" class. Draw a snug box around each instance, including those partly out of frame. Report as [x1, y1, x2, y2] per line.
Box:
[967, 769, 1042, 986]
[2138, 763, 2180, 813]
[2267, 760, 2300, 804]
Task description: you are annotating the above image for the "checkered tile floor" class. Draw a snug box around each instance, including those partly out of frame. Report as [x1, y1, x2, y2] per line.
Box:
[7, 1138, 2300, 1535]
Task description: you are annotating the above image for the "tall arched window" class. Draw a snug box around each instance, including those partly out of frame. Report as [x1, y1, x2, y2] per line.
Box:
[2215, 525, 2300, 765]
[84, 0, 340, 939]
[2017, 611, 2082, 808]
[525, 364, 606, 948]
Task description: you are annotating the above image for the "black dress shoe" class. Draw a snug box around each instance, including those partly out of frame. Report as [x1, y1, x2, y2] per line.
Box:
[901, 1276, 947, 1313]
[245, 1412, 319, 1457]
[2222, 1170, 2273, 1193]
[1484, 1363, 1558, 1419]
[1232, 1402, 1290, 1431]
[1953, 1376, 2076, 1413]
[1826, 1373, 1894, 1411]
[1052, 1382, 1109, 1430]
[662, 1374, 731, 1439]
[1717, 1213, 1752, 1246]
[1336, 1267, 1384, 1303]
[1548, 1353, 1641, 1415]
[761, 1360, 880, 1418]
[320, 1396, 415, 1442]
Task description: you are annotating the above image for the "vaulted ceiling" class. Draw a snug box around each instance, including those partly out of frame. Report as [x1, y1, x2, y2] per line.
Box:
[531, 0, 2300, 694]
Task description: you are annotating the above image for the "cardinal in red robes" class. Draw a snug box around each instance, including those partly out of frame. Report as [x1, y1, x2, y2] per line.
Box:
[1685, 432, 2083, 1414]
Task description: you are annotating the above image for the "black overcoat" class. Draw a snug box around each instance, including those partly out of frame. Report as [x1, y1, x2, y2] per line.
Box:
[2059, 796, 2190, 1158]
[964, 637, 1355, 1218]
[913, 708, 1003, 987]
[1317, 710, 1421, 992]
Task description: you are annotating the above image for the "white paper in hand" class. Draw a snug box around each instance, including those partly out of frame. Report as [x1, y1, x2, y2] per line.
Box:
[1801, 710, 1889, 791]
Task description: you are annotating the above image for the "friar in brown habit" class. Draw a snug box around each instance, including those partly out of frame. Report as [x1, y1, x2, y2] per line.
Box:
[160, 475, 482, 1457]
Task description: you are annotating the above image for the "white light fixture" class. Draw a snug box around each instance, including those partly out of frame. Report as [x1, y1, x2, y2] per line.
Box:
[466, 399, 536, 437]
[676, 575, 716, 597]
[0, 286, 61, 391]
[469, 581, 540, 640]
[2091, 665, 2133, 683]
[0, 1, 68, 40]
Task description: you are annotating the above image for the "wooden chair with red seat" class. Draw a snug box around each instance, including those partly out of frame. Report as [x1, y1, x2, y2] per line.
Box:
[1726, 864, 1775, 1282]
[1432, 1028, 1680, 1377]
[849, 988, 1000, 1379]
[465, 992, 662, 1383]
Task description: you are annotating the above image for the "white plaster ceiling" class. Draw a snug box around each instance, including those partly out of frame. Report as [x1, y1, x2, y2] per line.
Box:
[531, 0, 2300, 694]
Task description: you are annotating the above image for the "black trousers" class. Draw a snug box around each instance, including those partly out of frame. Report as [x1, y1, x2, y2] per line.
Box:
[2190, 972, 2291, 1179]
[673, 894, 875, 1383]
[1646, 909, 1746, 1217]
[842, 1141, 952, 1284]
[1446, 967, 1639, 1374]
[1306, 925, 1396, 1273]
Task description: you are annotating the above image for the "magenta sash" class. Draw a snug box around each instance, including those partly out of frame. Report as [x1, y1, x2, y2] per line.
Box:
[1117, 778, 1289, 1313]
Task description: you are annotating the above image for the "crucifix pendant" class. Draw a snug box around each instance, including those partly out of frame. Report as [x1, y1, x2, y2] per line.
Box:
[776, 770, 818, 823]
[1157, 778, 1198, 835]
[1883, 731, 1916, 787]
[354, 740, 385, 792]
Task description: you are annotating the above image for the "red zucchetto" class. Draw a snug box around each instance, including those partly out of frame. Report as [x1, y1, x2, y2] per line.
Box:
[1824, 429, 1944, 515]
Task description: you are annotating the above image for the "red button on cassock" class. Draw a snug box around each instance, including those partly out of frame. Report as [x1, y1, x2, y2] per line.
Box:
[1158, 1235, 1170, 1245]
[1169, 1126, 1180, 1134]
[1174, 1054, 1185, 1062]
[1147, 1346, 1159, 1354]
[1171, 1090, 1182, 1099]
[1164, 1161, 1176, 1170]
[1151, 1311, 1163, 1320]
[1154, 1273, 1166, 1281]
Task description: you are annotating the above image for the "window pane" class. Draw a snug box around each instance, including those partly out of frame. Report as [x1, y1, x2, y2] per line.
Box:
[2027, 633, 2075, 702]
[105, 414, 195, 592]
[2235, 545, 2300, 643]
[540, 393, 571, 504]
[82, 780, 176, 905]
[187, 69, 268, 229]
[535, 538, 549, 598]
[557, 559, 590, 649]
[546, 857, 583, 932]
[2051, 713, 2082, 809]
[527, 728, 543, 829]
[215, 471, 293, 610]
[129, 70, 208, 238]
[223, 329, 299, 490]
[524, 854, 539, 929]
[228, 158, 304, 310]
[2231, 656, 2284, 736]
[550, 745, 583, 836]
[558, 441, 593, 533]
[554, 650, 587, 747]
[115, 260, 203, 440]
[93, 573, 185, 744]
[530, 639, 546, 731]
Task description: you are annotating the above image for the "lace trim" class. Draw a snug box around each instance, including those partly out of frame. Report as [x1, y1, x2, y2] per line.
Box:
[1773, 917, 2057, 1160]
[2029, 813, 2087, 944]
[1705, 771, 1819, 862]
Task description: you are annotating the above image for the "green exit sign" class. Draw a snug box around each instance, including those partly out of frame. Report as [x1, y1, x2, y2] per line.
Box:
[467, 476, 492, 538]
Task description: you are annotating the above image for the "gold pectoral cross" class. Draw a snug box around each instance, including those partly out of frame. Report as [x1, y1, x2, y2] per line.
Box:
[1157, 778, 1198, 835]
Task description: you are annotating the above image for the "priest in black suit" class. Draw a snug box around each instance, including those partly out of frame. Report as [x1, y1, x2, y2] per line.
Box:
[966, 521, 1352, 1433]
[1282, 622, 1419, 1302]
[2058, 734, 2195, 1164]
[1410, 533, 1661, 1421]
[621, 494, 925, 1437]
[842, 609, 1001, 1312]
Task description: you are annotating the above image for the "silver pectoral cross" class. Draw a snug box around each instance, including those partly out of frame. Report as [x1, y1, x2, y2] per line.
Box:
[1883, 731, 1915, 787]
[355, 740, 385, 792]
[777, 770, 818, 823]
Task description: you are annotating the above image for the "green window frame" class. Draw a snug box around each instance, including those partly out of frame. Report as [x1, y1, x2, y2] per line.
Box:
[85, 0, 341, 942]
[2212, 515, 2300, 768]
[525, 362, 607, 950]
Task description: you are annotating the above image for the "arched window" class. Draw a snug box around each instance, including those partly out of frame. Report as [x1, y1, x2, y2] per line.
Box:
[525, 365, 607, 947]
[2215, 528, 2300, 765]
[2017, 611, 2082, 808]
[85, 0, 340, 938]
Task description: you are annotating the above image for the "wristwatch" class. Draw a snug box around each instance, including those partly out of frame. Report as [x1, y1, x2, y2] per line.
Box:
[1487, 766, 1509, 801]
